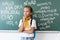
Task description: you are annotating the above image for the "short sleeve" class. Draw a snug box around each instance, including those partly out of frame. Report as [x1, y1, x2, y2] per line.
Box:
[31, 19, 37, 29]
[18, 19, 22, 27]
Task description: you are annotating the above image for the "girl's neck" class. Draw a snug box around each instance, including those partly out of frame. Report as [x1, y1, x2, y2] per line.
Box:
[25, 16, 31, 20]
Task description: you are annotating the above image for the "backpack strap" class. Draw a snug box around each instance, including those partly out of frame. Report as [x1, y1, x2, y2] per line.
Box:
[30, 19, 32, 26]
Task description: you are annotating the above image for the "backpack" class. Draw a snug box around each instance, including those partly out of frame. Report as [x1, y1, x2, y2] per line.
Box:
[22, 19, 36, 38]
[30, 19, 36, 38]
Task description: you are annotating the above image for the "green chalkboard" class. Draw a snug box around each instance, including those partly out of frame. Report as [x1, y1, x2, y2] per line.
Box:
[0, 0, 60, 31]
[0, 0, 24, 30]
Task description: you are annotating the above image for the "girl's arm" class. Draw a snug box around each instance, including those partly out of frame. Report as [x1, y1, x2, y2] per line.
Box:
[23, 27, 35, 34]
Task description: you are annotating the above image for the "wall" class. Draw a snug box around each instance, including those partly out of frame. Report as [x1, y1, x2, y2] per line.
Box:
[35, 31, 59, 40]
[0, 30, 59, 40]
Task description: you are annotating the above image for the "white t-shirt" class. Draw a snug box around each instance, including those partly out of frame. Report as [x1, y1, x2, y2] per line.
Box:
[18, 19, 36, 37]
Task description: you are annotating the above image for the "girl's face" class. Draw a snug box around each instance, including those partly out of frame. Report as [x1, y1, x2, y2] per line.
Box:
[24, 7, 32, 17]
